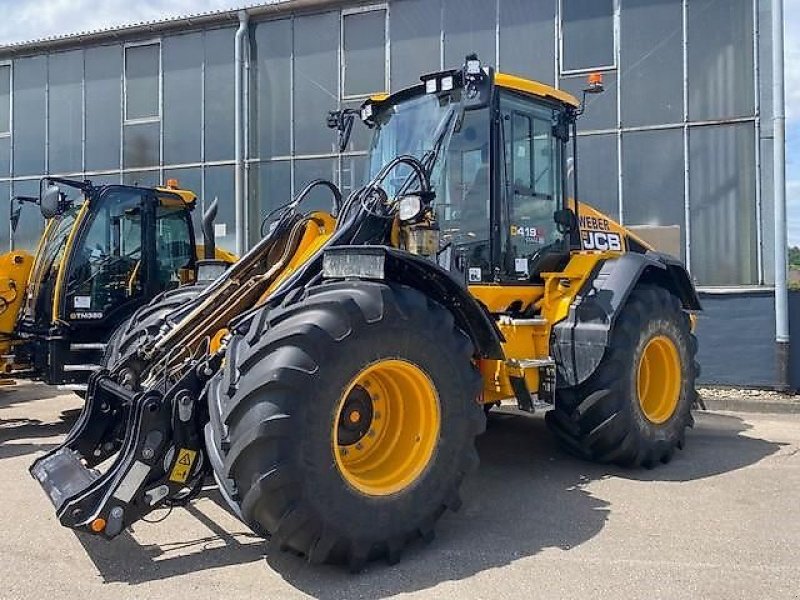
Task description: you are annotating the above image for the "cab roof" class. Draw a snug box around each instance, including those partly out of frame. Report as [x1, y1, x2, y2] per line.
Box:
[369, 70, 580, 109]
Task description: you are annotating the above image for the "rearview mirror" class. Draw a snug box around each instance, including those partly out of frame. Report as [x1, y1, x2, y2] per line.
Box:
[10, 205, 21, 234]
[40, 184, 62, 219]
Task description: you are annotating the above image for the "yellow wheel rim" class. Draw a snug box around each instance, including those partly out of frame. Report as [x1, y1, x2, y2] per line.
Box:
[637, 335, 682, 424]
[333, 359, 440, 496]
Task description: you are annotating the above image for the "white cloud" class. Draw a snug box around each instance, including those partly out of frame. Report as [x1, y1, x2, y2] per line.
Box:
[0, 0, 252, 45]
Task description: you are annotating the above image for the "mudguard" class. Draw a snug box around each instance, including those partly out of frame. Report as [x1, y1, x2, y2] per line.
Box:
[552, 251, 701, 388]
[322, 245, 505, 360]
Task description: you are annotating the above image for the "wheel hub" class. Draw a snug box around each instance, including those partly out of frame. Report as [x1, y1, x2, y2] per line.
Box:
[637, 334, 681, 424]
[337, 385, 374, 446]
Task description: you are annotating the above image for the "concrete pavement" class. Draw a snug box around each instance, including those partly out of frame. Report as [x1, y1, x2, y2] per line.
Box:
[1, 382, 798, 599]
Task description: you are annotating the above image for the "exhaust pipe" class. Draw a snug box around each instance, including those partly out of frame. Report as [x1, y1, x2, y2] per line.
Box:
[202, 198, 219, 260]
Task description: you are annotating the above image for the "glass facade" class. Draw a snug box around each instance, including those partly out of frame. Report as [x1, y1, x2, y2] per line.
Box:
[0, 0, 772, 287]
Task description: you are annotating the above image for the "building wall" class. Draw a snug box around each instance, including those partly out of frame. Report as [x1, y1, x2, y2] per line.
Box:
[0, 0, 773, 289]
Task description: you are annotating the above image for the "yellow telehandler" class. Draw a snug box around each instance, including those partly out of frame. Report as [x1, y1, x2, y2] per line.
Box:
[0, 178, 233, 393]
[30, 56, 700, 571]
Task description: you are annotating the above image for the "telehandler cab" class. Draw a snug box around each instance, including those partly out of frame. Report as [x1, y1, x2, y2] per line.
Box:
[0, 178, 233, 393]
[30, 56, 701, 570]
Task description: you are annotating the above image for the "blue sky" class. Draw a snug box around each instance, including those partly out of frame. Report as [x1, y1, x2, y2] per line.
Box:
[0, 0, 798, 244]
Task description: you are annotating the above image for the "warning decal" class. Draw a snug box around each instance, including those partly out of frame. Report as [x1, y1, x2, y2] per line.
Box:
[169, 448, 197, 484]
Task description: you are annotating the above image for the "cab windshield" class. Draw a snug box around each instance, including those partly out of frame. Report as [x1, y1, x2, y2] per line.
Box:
[367, 93, 492, 268]
[25, 204, 81, 321]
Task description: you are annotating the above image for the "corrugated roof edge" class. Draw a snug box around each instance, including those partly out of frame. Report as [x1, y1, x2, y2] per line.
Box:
[0, 0, 349, 57]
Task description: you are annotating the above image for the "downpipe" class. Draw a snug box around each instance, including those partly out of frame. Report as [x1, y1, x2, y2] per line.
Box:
[234, 10, 249, 256]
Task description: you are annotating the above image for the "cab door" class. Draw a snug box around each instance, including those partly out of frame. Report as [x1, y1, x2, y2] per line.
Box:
[60, 186, 154, 332]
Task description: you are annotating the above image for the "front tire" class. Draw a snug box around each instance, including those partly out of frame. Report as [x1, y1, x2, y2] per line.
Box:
[546, 285, 698, 468]
[206, 281, 484, 569]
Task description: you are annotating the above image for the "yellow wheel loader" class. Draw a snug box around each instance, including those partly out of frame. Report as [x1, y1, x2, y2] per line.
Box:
[30, 56, 701, 571]
[0, 178, 233, 394]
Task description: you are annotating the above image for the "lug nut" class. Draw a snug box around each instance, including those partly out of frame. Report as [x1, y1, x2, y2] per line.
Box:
[142, 448, 154, 460]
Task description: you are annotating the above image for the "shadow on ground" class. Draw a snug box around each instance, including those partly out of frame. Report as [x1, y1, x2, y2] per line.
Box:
[68, 407, 781, 597]
[0, 409, 79, 459]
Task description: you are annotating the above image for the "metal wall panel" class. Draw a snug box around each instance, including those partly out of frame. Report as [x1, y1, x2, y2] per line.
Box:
[253, 19, 292, 159]
[561, 0, 615, 71]
[443, 0, 496, 67]
[204, 28, 236, 161]
[163, 33, 202, 165]
[0, 64, 10, 133]
[622, 128, 685, 258]
[85, 45, 122, 171]
[13, 56, 46, 176]
[619, 0, 683, 127]
[499, 0, 556, 84]
[204, 164, 236, 251]
[689, 122, 758, 285]
[343, 9, 386, 97]
[574, 133, 619, 220]
[125, 44, 159, 120]
[390, 0, 441, 90]
[48, 50, 83, 175]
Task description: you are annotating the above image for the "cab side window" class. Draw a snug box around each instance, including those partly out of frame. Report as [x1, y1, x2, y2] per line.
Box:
[155, 200, 193, 290]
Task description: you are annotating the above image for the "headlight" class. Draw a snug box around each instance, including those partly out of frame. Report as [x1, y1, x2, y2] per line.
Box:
[397, 194, 423, 222]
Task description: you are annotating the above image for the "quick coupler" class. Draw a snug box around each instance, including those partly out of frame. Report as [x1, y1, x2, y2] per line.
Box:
[29, 371, 205, 538]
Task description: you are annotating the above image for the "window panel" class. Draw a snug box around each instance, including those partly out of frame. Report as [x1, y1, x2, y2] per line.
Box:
[340, 155, 367, 197]
[164, 166, 202, 232]
[11, 179, 44, 252]
[253, 160, 291, 231]
[122, 169, 159, 187]
[620, 0, 683, 127]
[204, 164, 236, 252]
[293, 157, 338, 213]
[205, 28, 235, 161]
[0, 138, 9, 178]
[622, 128, 685, 259]
[13, 56, 46, 176]
[561, 0, 614, 72]
[253, 19, 292, 159]
[343, 9, 386, 97]
[390, 0, 441, 91]
[499, 0, 555, 84]
[689, 123, 757, 285]
[294, 12, 339, 156]
[48, 50, 83, 174]
[123, 121, 159, 169]
[687, 0, 754, 121]
[443, 0, 495, 69]
[85, 45, 121, 171]
[560, 71, 617, 132]
[125, 43, 159, 120]
[163, 33, 202, 165]
[571, 133, 618, 220]
[0, 64, 10, 133]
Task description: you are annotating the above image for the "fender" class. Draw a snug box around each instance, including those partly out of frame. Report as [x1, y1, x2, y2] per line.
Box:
[553, 251, 701, 388]
[322, 245, 505, 360]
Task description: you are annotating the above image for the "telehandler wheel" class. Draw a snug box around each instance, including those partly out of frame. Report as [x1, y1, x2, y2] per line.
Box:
[546, 285, 699, 468]
[207, 281, 484, 569]
[103, 284, 207, 378]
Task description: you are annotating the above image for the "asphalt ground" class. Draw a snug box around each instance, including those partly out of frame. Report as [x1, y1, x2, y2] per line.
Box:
[1, 381, 799, 600]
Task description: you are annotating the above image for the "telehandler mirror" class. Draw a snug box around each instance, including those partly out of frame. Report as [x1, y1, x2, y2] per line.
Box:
[40, 185, 62, 219]
[327, 109, 358, 153]
[10, 204, 21, 234]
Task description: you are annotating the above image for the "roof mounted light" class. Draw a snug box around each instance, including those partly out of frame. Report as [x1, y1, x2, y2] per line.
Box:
[425, 78, 438, 94]
[465, 55, 481, 76]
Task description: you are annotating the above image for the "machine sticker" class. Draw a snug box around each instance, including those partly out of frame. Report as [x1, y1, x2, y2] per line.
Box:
[468, 267, 482, 283]
[514, 257, 529, 276]
[70, 311, 104, 320]
[214, 223, 227, 238]
[581, 230, 623, 252]
[169, 448, 197, 484]
[510, 225, 544, 244]
[73, 296, 91, 309]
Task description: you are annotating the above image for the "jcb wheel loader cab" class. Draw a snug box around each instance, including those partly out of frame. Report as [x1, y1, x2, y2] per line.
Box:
[207, 282, 484, 568]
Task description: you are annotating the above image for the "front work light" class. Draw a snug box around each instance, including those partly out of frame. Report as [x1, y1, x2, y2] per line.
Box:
[397, 194, 423, 222]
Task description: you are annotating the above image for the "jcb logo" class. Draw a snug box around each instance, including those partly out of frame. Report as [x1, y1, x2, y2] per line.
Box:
[582, 231, 622, 252]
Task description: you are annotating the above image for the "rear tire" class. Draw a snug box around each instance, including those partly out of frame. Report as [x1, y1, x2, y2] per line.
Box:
[206, 281, 484, 569]
[545, 285, 698, 468]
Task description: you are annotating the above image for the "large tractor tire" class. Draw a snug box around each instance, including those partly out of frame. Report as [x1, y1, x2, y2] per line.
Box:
[206, 281, 484, 569]
[546, 285, 698, 468]
[103, 284, 206, 378]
